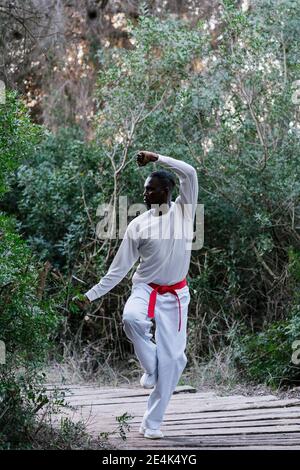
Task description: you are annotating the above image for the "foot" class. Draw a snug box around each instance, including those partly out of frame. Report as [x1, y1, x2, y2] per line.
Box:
[144, 428, 164, 439]
[140, 371, 157, 389]
[139, 424, 146, 435]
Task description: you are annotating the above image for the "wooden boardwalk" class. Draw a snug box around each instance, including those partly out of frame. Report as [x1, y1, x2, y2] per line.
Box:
[47, 384, 300, 449]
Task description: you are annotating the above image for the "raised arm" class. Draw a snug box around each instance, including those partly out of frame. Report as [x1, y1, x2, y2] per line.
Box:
[137, 150, 198, 219]
[84, 223, 140, 302]
[156, 153, 198, 217]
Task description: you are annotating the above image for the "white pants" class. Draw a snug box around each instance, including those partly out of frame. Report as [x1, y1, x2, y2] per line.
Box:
[122, 282, 190, 430]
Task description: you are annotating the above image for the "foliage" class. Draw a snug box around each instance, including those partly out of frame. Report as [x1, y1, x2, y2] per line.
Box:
[0, 90, 43, 196]
[2, 126, 106, 269]
[0, 92, 64, 448]
[92, 5, 300, 379]
[233, 308, 300, 387]
[0, 210, 63, 447]
[2, 3, 300, 387]
[233, 247, 300, 387]
[0, 213, 60, 364]
[99, 412, 134, 442]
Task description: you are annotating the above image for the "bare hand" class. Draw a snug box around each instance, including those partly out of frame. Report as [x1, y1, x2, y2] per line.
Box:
[136, 151, 158, 167]
[71, 294, 91, 310]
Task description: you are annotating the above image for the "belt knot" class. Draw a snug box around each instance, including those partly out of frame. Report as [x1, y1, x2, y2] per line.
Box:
[147, 278, 187, 332]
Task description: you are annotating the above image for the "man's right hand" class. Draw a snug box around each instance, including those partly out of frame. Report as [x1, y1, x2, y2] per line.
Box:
[136, 151, 159, 167]
[71, 294, 91, 310]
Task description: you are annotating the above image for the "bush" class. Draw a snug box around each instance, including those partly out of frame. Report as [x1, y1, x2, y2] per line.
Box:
[233, 307, 300, 387]
[233, 248, 300, 387]
[0, 210, 64, 447]
[1, 127, 103, 269]
[0, 213, 60, 363]
[0, 90, 43, 197]
[0, 91, 63, 448]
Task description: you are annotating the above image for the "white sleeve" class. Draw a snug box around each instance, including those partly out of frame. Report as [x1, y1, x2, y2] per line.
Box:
[84, 223, 140, 302]
[157, 154, 198, 219]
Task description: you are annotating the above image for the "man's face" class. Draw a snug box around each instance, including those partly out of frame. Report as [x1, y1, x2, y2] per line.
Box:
[143, 176, 167, 210]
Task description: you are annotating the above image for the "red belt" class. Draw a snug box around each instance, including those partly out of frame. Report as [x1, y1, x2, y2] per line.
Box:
[147, 278, 187, 332]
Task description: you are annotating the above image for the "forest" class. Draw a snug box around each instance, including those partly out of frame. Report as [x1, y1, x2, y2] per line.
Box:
[0, 0, 300, 449]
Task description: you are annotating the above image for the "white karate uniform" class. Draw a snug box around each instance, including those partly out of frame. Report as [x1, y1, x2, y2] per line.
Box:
[85, 154, 198, 430]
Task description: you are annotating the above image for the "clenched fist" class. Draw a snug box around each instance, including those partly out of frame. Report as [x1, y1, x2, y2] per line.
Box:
[136, 151, 159, 167]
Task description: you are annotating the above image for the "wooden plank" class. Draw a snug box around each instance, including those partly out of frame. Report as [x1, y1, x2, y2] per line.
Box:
[66, 398, 300, 414]
[44, 383, 115, 390]
[129, 418, 300, 431]
[52, 386, 258, 397]
[63, 394, 280, 407]
[72, 405, 300, 422]
[138, 411, 300, 423]
[138, 432, 300, 441]
[114, 442, 300, 450]
[89, 422, 300, 436]
[57, 387, 201, 399]
[124, 439, 300, 447]
[46, 386, 144, 393]
[107, 435, 300, 450]
[64, 392, 276, 402]
[112, 433, 300, 443]
[46, 384, 197, 393]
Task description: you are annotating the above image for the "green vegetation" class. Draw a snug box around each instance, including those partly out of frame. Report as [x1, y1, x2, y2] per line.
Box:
[1, 3, 300, 450]
[0, 93, 109, 449]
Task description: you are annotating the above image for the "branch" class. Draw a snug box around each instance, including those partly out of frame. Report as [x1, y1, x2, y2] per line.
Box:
[237, 76, 269, 171]
[81, 182, 94, 228]
[281, 30, 287, 87]
[138, 86, 170, 123]
[36, 260, 52, 300]
[252, 242, 279, 280]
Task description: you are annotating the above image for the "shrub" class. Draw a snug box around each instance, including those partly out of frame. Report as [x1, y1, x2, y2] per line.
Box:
[0, 91, 62, 448]
[233, 248, 300, 387]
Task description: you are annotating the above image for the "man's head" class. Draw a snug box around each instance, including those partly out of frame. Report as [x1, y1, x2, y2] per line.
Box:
[143, 170, 176, 210]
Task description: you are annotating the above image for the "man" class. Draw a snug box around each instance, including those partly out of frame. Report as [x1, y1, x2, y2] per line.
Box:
[75, 150, 198, 439]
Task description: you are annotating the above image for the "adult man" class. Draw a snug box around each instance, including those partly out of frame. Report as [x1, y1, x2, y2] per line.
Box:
[79, 151, 198, 439]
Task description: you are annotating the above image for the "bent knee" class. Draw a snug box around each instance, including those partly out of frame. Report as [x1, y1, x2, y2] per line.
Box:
[162, 353, 187, 367]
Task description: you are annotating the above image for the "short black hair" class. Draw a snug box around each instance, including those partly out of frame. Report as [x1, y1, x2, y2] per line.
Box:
[149, 170, 176, 193]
